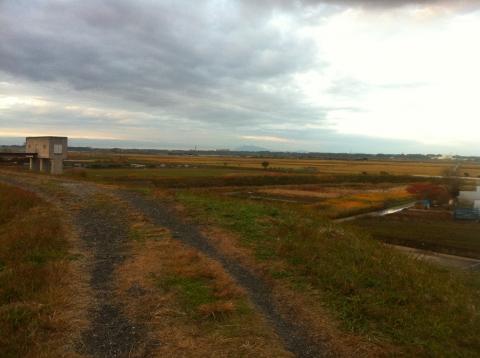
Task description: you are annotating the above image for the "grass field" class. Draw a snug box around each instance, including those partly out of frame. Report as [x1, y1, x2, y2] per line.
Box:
[0, 183, 69, 357]
[5, 157, 480, 355]
[68, 151, 480, 176]
[65, 167, 267, 181]
[353, 212, 480, 259]
[176, 190, 480, 356]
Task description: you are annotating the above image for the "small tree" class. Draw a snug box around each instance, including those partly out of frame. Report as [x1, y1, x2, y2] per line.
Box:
[261, 161, 270, 170]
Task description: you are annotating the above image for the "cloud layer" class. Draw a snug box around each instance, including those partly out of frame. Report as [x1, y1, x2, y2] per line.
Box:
[1, 0, 480, 153]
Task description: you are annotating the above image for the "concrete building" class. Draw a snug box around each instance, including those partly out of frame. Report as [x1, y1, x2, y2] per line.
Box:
[26, 136, 68, 174]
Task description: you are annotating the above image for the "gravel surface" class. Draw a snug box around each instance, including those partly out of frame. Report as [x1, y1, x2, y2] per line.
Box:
[76, 201, 145, 357]
[120, 191, 327, 358]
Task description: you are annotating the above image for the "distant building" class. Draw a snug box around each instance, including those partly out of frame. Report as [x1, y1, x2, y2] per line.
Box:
[26, 136, 68, 174]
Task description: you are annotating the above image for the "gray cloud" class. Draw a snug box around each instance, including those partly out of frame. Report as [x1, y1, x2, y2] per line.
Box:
[0, 0, 322, 134]
[1, 0, 479, 154]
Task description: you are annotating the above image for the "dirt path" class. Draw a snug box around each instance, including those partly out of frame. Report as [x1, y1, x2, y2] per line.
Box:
[76, 198, 146, 357]
[0, 173, 148, 357]
[0, 171, 326, 357]
[119, 191, 326, 358]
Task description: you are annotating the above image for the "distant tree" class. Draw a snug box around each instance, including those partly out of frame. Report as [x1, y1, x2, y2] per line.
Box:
[261, 161, 270, 170]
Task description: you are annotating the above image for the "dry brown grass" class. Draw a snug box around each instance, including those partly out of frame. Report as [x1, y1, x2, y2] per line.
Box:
[115, 207, 292, 357]
[0, 182, 90, 358]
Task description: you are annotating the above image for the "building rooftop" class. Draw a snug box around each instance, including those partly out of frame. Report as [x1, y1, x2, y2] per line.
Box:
[26, 136, 68, 140]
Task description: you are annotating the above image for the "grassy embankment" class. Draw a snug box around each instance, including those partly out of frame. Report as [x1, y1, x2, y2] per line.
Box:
[0, 183, 69, 357]
[177, 190, 480, 356]
[354, 215, 480, 259]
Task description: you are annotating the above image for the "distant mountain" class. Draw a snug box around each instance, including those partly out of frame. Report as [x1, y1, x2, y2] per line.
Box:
[234, 145, 269, 152]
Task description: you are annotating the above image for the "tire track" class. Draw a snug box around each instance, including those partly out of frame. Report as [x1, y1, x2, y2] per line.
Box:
[119, 191, 327, 358]
[76, 200, 146, 357]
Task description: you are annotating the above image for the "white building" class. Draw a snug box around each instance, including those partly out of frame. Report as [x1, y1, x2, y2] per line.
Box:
[458, 187, 480, 209]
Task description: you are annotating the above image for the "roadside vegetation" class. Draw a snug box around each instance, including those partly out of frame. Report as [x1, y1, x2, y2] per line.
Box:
[0, 183, 70, 357]
[177, 190, 480, 356]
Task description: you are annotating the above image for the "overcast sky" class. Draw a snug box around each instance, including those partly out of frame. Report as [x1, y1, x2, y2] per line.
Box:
[1, 0, 479, 153]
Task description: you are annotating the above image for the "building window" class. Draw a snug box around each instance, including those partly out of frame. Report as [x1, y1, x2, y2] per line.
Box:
[54, 144, 63, 154]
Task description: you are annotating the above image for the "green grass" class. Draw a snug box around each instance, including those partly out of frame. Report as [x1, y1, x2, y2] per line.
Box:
[353, 215, 480, 259]
[0, 183, 68, 357]
[155, 275, 216, 314]
[177, 190, 480, 356]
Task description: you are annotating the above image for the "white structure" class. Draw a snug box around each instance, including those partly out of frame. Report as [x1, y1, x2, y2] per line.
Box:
[458, 187, 480, 209]
[26, 136, 68, 174]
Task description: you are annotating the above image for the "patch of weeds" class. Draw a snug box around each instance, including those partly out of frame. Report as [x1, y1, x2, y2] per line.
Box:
[66, 253, 84, 261]
[27, 249, 66, 266]
[156, 275, 216, 314]
[254, 246, 276, 261]
[128, 228, 145, 242]
[1, 305, 38, 330]
[269, 269, 293, 280]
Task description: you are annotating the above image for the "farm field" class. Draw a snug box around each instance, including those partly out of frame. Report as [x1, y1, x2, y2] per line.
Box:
[65, 167, 268, 181]
[2, 161, 480, 357]
[352, 211, 480, 259]
[228, 184, 413, 218]
[68, 151, 480, 176]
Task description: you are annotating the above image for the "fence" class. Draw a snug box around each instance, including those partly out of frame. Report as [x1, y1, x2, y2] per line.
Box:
[454, 208, 480, 221]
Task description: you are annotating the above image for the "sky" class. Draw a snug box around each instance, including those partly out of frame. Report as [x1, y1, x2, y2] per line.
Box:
[1, 0, 480, 154]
